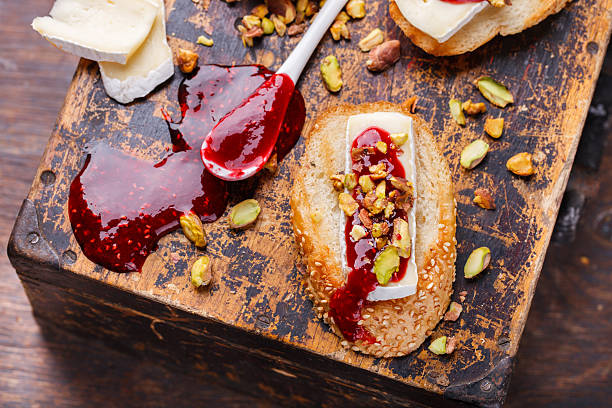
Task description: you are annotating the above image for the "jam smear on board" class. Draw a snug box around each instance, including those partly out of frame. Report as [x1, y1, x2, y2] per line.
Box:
[69, 65, 305, 273]
[202, 73, 295, 180]
[329, 127, 410, 343]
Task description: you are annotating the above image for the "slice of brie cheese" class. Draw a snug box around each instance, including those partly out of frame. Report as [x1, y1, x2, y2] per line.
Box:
[98, 0, 173, 104]
[343, 112, 418, 302]
[394, 0, 488, 43]
[32, 0, 159, 64]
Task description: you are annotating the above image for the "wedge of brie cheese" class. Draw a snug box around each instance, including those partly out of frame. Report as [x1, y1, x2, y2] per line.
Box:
[98, 0, 173, 104]
[394, 0, 488, 43]
[343, 112, 418, 302]
[32, 0, 159, 64]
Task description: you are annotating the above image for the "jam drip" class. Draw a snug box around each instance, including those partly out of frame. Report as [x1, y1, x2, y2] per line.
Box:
[329, 127, 409, 343]
[69, 65, 305, 273]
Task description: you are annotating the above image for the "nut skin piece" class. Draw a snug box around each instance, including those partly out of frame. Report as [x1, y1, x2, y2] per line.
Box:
[506, 152, 535, 176]
[449, 99, 465, 126]
[180, 211, 207, 248]
[367, 40, 400, 72]
[177, 49, 199, 74]
[445, 337, 457, 354]
[338, 192, 359, 216]
[444, 301, 463, 321]
[358, 28, 384, 52]
[460, 140, 489, 169]
[320, 55, 343, 92]
[191, 256, 212, 287]
[473, 188, 496, 210]
[462, 100, 486, 115]
[288, 23, 306, 36]
[229, 199, 261, 229]
[475, 76, 514, 108]
[484, 117, 504, 138]
[345, 0, 365, 19]
[464, 247, 491, 278]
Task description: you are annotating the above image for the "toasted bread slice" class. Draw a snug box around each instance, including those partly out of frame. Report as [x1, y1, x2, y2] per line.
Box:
[390, 0, 571, 56]
[290, 101, 456, 357]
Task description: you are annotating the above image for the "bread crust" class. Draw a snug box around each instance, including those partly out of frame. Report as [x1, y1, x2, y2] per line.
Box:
[290, 101, 456, 357]
[389, 0, 571, 56]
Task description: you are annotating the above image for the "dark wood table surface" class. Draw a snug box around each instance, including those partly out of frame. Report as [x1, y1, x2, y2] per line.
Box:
[1, 1, 610, 406]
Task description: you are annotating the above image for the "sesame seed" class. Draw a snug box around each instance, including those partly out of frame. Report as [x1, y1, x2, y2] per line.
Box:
[352, 346, 360, 352]
[427, 282, 434, 289]
[362, 314, 371, 319]
[314, 261, 322, 267]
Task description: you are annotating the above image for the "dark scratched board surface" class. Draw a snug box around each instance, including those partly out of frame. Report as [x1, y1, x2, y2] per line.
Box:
[8, 0, 612, 406]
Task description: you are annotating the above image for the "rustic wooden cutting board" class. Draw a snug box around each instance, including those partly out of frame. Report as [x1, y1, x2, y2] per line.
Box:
[8, 0, 612, 406]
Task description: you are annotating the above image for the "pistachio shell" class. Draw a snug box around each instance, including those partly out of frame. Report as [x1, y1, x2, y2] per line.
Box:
[374, 246, 400, 285]
[476, 76, 514, 108]
[464, 247, 491, 278]
[229, 199, 261, 229]
[180, 212, 207, 247]
[428, 336, 447, 355]
[460, 140, 489, 169]
[191, 256, 212, 287]
[449, 99, 465, 126]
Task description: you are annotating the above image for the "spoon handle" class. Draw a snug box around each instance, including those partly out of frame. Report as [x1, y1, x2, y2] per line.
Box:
[277, 0, 349, 84]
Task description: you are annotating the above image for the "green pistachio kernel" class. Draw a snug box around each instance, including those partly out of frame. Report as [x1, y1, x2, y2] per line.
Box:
[460, 140, 489, 169]
[464, 247, 491, 278]
[374, 246, 400, 285]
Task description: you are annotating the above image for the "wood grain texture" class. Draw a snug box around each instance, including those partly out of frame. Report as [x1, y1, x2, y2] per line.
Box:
[2, 0, 611, 406]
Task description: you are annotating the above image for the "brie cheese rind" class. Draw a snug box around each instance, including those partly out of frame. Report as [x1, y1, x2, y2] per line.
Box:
[32, 0, 159, 64]
[344, 113, 418, 302]
[99, 0, 174, 104]
[394, 0, 488, 43]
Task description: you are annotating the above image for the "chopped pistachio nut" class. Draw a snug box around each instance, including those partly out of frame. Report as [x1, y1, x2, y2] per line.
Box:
[358, 175, 375, 193]
[229, 199, 261, 229]
[261, 17, 275, 35]
[191, 256, 212, 287]
[330, 13, 350, 41]
[428, 336, 447, 355]
[484, 117, 504, 139]
[462, 100, 486, 115]
[374, 246, 400, 285]
[197, 35, 214, 47]
[345, 0, 365, 19]
[464, 247, 491, 278]
[344, 173, 357, 190]
[330, 173, 345, 191]
[488, 0, 507, 7]
[350, 224, 367, 241]
[506, 152, 535, 176]
[270, 14, 287, 36]
[473, 188, 496, 210]
[371, 222, 385, 238]
[376, 141, 388, 154]
[371, 197, 387, 215]
[384, 202, 395, 218]
[242, 15, 261, 30]
[391, 218, 411, 258]
[180, 211, 207, 247]
[375, 180, 386, 199]
[297, 0, 308, 12]
[319, 0, 326, 7]
[444, 301, 463, 322]
[375, 237, 387, 250]
[449, 98, 466, 126]
[251, 4, 269, 18]
[358, 28, 384, 52]
[320, 55, 343, 92]
[305, 1, 318, 17]
[476, 76, 514, 108]
[390, 132, 408, 146]
[368, 163, 387, 180]
[460, 140, 489, 169]
[177, 48, 198, 73]
[336, 10, 350, 23]
[338, 192, 359, 216]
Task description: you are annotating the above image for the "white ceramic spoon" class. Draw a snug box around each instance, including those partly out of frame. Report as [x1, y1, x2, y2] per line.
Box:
[201, 0, 349, 181]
